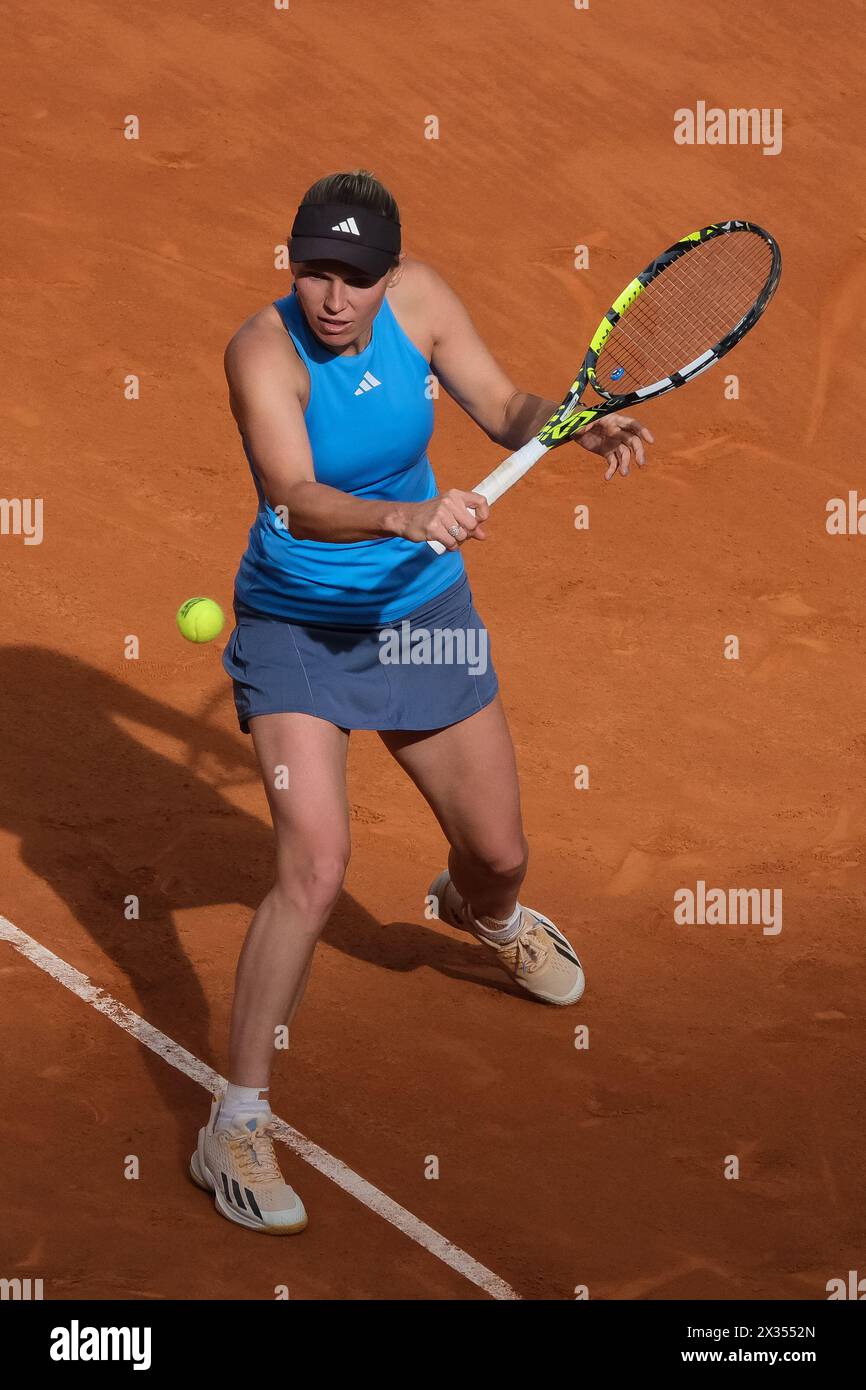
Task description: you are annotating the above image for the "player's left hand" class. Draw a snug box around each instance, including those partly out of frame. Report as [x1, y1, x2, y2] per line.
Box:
[574, 413, 654, 480]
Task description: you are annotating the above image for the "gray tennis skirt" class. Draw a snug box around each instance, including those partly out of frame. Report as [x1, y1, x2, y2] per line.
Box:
[222, 571, 499, 734]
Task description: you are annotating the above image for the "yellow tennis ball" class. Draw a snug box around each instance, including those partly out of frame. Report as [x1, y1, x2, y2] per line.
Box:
[176, 597, 225, 643]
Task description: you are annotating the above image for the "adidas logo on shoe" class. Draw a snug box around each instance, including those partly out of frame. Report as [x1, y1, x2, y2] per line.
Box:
[354, 370, 382, 396]
[331, 217, 360, 235]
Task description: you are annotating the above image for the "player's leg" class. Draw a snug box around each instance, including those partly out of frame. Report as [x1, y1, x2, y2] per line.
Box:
[378, 693, 584, 1006]
[191, 711, 349, 1234]
[226, 711, 351, 1087]
[378, 692, 528, 922]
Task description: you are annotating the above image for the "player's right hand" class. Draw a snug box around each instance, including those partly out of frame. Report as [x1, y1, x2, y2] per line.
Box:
[399, 489, 490, 549]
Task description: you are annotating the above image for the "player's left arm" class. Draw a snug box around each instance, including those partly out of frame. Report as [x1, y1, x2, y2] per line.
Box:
[423, 262, 551, 447]
[425, 262, 654, 479]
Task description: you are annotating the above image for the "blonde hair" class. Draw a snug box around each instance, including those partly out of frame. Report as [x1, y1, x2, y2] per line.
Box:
[299, 169, 399, 225]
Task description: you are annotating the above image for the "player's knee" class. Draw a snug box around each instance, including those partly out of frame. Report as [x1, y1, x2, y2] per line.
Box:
[470, 835, 528, 884]
[300, 852, 349, 911]
[274, 843, 350, 921]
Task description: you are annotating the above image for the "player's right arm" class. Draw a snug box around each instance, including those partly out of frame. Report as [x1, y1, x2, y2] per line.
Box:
[224, 310, 486, 548]
[224, 311, 396, 543]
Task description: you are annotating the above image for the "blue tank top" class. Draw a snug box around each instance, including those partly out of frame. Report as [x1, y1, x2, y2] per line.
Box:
[233, 285, 465, 625]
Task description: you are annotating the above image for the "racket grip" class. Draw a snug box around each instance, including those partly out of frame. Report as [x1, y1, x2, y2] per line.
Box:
[426, 438, 548, 553]
[427, 506, 476, 554]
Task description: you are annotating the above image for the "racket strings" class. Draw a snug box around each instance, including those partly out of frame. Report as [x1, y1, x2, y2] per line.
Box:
[595, 231, 774, 395]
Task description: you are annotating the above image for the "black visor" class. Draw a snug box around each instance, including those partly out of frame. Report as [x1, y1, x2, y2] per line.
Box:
[289, 202, 401, 279]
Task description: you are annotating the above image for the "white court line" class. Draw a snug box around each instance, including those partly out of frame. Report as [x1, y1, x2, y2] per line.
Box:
[0, 914, 519, 1301]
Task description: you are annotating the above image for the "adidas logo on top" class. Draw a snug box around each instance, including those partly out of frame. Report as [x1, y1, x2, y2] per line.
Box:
[332, 217, 360, 235]
[354, 371, 381, 396]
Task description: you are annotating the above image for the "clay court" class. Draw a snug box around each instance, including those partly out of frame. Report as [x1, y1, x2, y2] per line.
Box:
[1, 1, 864, 1301]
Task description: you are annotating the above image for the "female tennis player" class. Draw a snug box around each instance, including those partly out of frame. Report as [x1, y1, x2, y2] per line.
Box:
[190, 170, 654, 1233]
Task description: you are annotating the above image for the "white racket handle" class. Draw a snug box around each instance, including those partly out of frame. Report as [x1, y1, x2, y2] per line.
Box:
[426, 436, 550, 553]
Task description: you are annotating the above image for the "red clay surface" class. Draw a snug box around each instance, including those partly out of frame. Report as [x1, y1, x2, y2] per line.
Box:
[1, 1, 864, 1299]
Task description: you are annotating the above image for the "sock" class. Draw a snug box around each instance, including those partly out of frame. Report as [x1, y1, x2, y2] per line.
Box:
[215, 1083, 271, 1133]
[469, 901, 523, 945]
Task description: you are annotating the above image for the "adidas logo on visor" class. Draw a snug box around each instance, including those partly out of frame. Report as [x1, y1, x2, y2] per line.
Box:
[354, 371, 381, 396]
[331, 217, 360, 235]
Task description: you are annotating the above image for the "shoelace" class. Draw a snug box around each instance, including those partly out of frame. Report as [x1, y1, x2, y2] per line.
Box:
[452, 885, 550, 976]
[494, 922, 549, 975]
[226, 1121, 284, 1184]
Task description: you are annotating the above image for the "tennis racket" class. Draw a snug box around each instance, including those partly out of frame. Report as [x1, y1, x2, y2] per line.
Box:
[427, 219, 781, 552]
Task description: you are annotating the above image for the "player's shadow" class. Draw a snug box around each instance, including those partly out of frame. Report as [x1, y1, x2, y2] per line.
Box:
[0, 646, 500, 1161]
